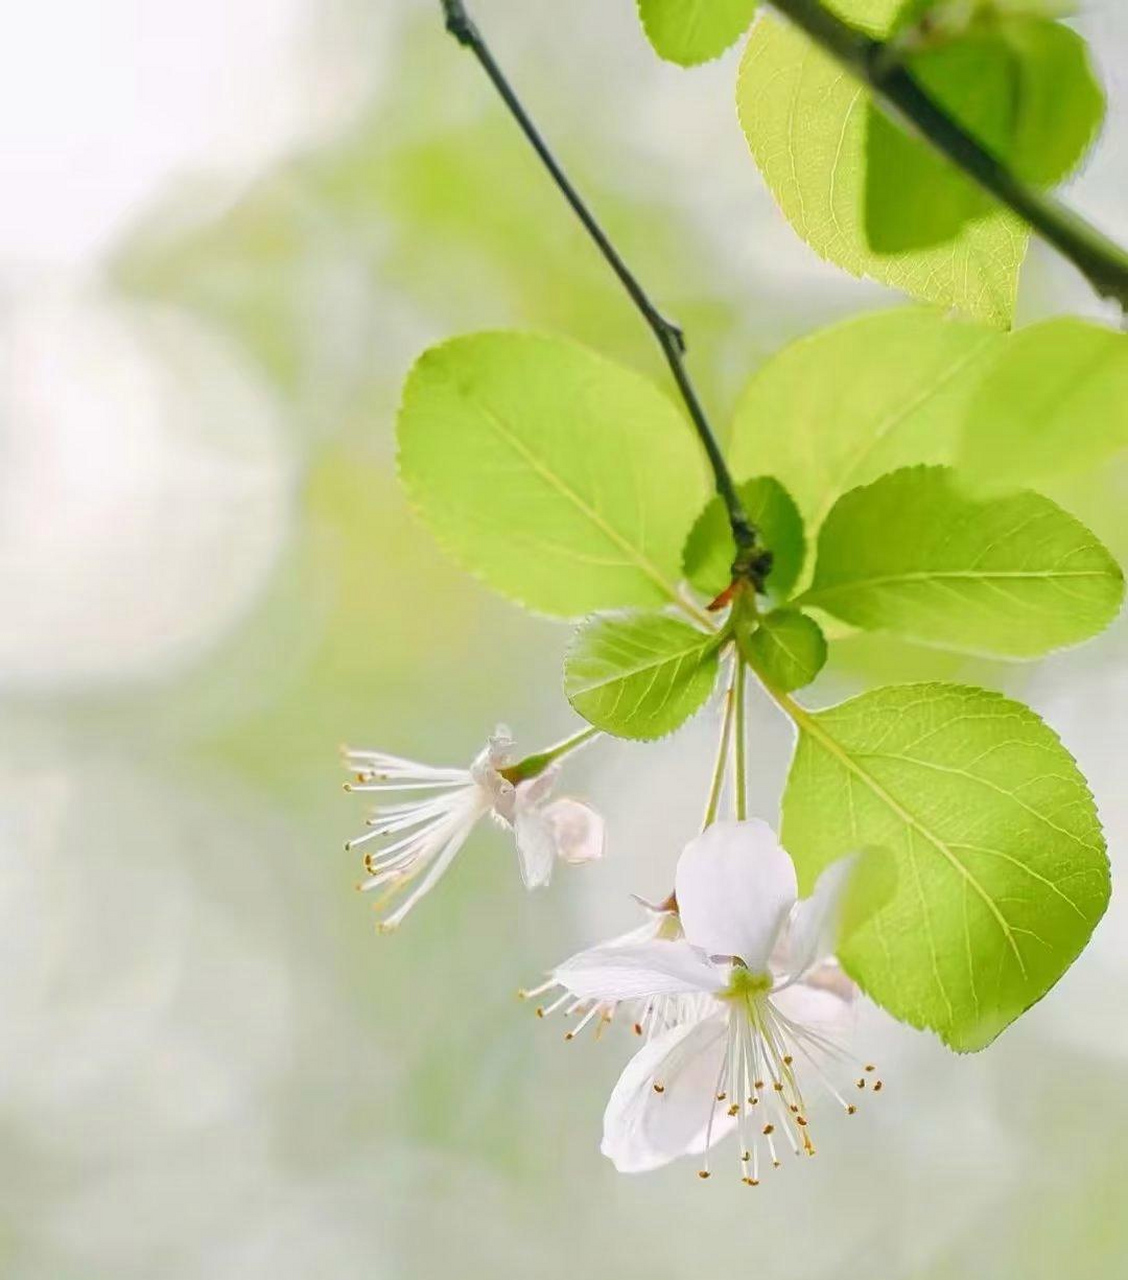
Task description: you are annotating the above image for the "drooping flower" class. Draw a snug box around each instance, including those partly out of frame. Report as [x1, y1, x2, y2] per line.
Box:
[343, 727, 603, 930]
[520, 897, 712, 1042]
[552, 820, 878, 1181]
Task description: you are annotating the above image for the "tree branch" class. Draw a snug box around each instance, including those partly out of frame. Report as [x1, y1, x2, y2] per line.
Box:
[768, 0, 1128, 315]
[439, 0, 771, 589]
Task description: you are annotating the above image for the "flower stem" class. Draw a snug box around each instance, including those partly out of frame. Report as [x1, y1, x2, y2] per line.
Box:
[767, 0, 1128, 314]
[733, 659, 748, 821]
[438, 0, 770, 587]
[702, 666, 738, 827]
[502, 724, 601, 783]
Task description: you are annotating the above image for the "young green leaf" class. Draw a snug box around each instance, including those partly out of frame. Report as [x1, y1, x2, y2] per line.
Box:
[893, 0, 1077, 32]
[682, 476, 805, 601]
[637, 0, 759, 66]
[865, 16, 1104, 253]
[958, 318, 1128, 489]
[397, 332, 709, 618]
[564, 611, 722, 739]
[740, 608, 827, 691]
[803, 466, 1124, 657]
[736, 8, 1027, 326]
[727, 309, 1004, 541]
[781, 682, 1109, 1050]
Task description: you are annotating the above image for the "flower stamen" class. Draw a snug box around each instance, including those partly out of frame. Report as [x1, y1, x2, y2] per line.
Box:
[342, 727, 602, 928]
[675, 978, 887, 1182]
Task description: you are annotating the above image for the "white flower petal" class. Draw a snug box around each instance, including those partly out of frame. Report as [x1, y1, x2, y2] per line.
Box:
[486, 724, 514, 760]
[770, 976, 854, 1035]
[471, 730, 516, 814]
[515, 769, 556, 807]
[553, 939, 724, 1002]
[513, 803, 556, 890]
[779, 854, 858, 982]
[675, 820, 797, 970]
[800, 957, 857, 1005]
[601, 1015, 734, 1173]
[544, 797, 604, 865]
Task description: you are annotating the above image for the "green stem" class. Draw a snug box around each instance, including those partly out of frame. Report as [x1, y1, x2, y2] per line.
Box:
[438, 0, 769, 584]
[702, 667, 738, 827]
[501, 725, 601, 783]
[733, 659, 748, 821]
[768, 0, 1128, 313]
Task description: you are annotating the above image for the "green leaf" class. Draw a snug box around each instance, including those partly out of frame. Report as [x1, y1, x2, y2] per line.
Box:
[958, 318, 1128, 489]
[682, 476, 805, 601]
[740, 608, 827, 691]
[781, 682, 1109, 1050]
[397, 332, 709, 617]
[736, 8, 1027, 326]
[564, 611, 722, 739]
[865, 16, 1104, 253]
[803, 466, 1124, 657]
[637, 0, 759, 65]
[890, 2, 1097, 54]
[727, 309, 1004, 543]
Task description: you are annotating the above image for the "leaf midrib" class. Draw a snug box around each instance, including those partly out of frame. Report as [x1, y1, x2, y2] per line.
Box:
[571, 631, 719, 697]
[786, 697, 1029, 979]
[466, 388, 700, 619]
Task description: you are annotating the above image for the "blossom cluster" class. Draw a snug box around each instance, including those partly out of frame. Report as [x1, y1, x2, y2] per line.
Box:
[343, 729, 878, 1179]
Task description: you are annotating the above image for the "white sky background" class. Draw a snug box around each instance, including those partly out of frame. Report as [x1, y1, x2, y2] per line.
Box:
[0, 0, 365, 269]
[0, 0, 375, 689]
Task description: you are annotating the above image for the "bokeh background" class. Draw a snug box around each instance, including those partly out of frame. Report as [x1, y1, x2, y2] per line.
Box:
[4, 1, 1128, 1275]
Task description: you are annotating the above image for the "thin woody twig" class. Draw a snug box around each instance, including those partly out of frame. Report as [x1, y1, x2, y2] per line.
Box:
[439, 0, 771, 589]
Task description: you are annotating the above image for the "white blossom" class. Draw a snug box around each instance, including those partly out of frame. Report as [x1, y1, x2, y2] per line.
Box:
[552, 820, 879, 1181]
[520, 898, 712, 1042]
[343, 727, 603, 930]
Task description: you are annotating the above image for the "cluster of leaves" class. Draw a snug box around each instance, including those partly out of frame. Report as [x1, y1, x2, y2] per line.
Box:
[641, 0, 1105, 326]
[399, 307, 1123, 1050]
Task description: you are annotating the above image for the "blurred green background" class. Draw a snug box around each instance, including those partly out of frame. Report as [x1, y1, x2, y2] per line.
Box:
[3, 1, 1128, 1275]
